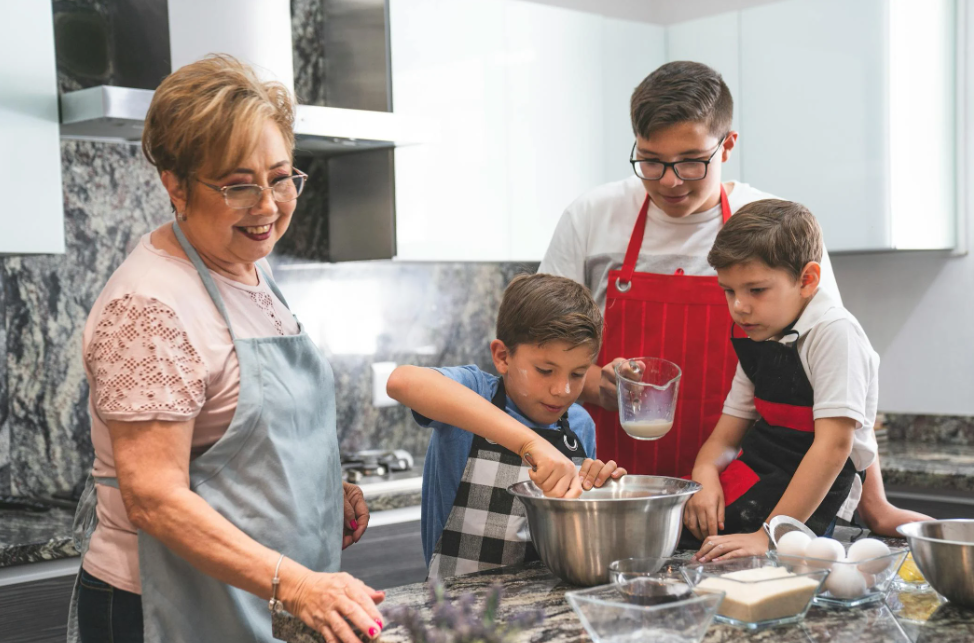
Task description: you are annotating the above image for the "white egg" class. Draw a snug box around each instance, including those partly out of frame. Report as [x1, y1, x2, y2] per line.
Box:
[846, 538, 892, 574]
[860, 571, 877, 589]
[776, 531, 812, 558]
[804, 537, 846, 569]
[825, 561, 868, 599]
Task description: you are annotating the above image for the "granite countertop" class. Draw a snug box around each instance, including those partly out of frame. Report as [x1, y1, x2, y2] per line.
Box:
[0, 465, 424, 569]
[273, 553, 974, 643]
[882, 444, 974, 492]
[0, 506, 78, 567]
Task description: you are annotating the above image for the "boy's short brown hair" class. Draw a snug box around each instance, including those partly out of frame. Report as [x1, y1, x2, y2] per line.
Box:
[708, 199, 823, 281]
[496, 274, 603, 356]
[630, 61, 733, 140]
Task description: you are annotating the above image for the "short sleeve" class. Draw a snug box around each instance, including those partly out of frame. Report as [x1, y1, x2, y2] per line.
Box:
[804, 319, 875, 427]
[538, 209, 586, 285]
[722, 362, 759, 420]
[86, 294, 207, 422]
[411, 365, 495, 428]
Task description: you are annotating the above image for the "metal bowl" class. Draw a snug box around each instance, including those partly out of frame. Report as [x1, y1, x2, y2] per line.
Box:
[508, 475, 700, 586]
[897, 519, 974, 608]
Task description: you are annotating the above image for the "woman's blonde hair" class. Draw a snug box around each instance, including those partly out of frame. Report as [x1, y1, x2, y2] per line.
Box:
[142, 54, 295, 190]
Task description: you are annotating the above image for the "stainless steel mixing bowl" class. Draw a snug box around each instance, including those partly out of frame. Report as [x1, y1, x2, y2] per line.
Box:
[897, 519, 974, 608]
[508, 475, 700, 586]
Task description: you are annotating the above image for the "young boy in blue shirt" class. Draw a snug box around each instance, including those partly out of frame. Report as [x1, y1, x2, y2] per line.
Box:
[387, 274, 624, 578]
[685, 199, 880, 562]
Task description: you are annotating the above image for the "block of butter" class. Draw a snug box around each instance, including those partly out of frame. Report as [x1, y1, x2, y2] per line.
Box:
[697, 566, 821, 624]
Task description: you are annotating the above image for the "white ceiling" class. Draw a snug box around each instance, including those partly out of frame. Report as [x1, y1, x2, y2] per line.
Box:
[523, 0, 783, 24]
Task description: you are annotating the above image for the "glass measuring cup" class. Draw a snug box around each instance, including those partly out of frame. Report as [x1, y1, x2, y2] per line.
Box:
[614, 357, 682, 441]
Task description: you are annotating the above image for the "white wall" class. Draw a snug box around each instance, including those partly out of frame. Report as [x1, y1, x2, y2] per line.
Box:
[830, 1, 971, 415]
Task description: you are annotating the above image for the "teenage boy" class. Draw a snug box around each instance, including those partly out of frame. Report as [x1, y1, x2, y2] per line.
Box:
[387, 274, 625, 578]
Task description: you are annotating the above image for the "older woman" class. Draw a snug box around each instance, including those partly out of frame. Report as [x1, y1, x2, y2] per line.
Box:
[68, 55, 384, 643]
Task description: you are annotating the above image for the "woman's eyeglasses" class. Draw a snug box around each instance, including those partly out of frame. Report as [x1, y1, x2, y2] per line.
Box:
[197, 170, 308, 209]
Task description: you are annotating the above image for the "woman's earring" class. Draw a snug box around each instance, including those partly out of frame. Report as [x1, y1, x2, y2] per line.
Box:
[176, 212, 187, 222]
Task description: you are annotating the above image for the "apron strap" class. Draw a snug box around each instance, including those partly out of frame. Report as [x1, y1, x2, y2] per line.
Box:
[256, 263, 292, 310]
[620, 184, 731, 286]
[719, 183, 732, 223]
[172, 222, 238, 341]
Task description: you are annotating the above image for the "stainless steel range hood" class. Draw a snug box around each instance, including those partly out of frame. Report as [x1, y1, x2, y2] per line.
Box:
[59, 84, 417, 155]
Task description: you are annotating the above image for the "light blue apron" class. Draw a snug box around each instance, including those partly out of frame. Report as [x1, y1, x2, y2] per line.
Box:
[68, 222, 342, 642]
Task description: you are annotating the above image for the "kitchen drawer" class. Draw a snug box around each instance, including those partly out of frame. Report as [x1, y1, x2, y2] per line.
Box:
[0, 571, 76, 643]
[340, 515, 427, 590]
[885, 487, 974, 520]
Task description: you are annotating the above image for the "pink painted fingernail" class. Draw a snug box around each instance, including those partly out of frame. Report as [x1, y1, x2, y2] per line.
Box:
[376, 619, 383, 629]
[350, 520, 358, 530]
[369, 627, 377, 637]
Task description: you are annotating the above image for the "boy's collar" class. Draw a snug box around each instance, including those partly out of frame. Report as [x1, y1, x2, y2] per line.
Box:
[789, 288, 840, 338]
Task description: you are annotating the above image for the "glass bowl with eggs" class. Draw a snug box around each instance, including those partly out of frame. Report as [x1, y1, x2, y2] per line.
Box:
[682, 556, 828, 629]
[769, 532, 910, 608]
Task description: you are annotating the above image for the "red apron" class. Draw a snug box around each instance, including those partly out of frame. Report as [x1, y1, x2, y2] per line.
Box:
[586, 186, 737, 477]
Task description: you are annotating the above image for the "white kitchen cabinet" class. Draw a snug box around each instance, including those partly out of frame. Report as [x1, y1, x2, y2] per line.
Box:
[390, 0, 510, 261]
[740, 0, 892, 252]
[505, 3, 603, 261]
[740, 0, 957, 252]
[664, 0, 957, 253]
[390, 0, 663, 261]
[1, 3, 65, 254]
[665, 11, 742, 183]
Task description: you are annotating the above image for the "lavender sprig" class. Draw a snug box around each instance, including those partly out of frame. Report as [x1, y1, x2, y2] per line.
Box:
[387, 581, 544, 643]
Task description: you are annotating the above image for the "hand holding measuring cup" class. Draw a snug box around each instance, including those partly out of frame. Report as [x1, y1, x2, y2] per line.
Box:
[614, 357, 682, 441]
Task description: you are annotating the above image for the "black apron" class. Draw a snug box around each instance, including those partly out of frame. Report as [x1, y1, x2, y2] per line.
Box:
[718, 322, 857, 536]
[427, 379, 587, 578]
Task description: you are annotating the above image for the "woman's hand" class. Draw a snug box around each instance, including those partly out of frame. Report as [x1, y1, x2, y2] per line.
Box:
[578, 458, 626, 491]
[288, 570, 386, 643]
[693, 530, 769, 562]
[684, 475, 725, 541]
[342, 482, 369, 549]
[523, 439, 582, 498]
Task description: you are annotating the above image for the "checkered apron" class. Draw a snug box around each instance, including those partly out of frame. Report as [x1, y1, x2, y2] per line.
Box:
[427, 380, 588, 579]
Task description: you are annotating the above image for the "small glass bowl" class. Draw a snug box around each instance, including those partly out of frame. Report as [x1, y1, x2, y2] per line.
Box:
[771, 547, 909, 608]
[683, 556, 828, 629]
[608, 557, 689, 585]
[890, 552, 931, 592]
[566, 581, 724, 643]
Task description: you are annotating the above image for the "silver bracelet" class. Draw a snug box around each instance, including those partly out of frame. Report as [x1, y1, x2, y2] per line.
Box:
[269, 553, 286, 614]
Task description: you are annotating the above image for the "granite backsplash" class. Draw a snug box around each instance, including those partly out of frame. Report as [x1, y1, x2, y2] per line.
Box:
[0, 0, 532, 497]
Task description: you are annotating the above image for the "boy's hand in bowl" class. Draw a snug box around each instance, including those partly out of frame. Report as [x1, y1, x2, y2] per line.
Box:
[578, 458, 627, 491]
[522, 439, 583, 498]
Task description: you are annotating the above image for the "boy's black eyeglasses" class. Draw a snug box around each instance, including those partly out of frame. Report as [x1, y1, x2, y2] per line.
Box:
[629, 136, 726, 181]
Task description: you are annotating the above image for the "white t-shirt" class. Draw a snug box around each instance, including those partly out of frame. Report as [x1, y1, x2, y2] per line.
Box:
[538, 176, 842, 310]
[721, 287, 880, 521]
